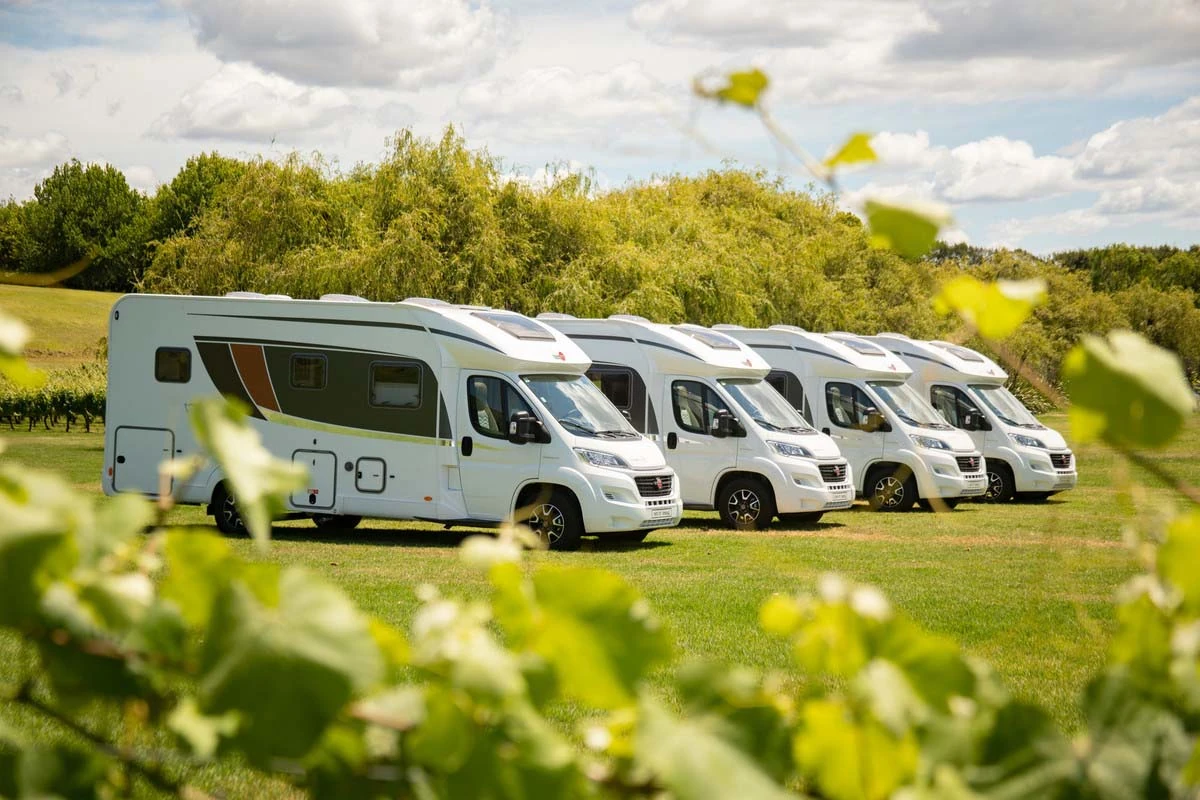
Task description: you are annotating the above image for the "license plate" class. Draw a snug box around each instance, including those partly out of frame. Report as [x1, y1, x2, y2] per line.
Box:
[651, 508, 675, 519]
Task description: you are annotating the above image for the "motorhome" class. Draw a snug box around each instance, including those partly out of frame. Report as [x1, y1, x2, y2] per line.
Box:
[717, 326, 988, 511]
[102, 293, 682, 550]
[537, 314, 855, 529]
[864, 334, 1077, 502]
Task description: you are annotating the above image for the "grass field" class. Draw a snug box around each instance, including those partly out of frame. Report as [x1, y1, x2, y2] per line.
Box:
[5, 415, 1195, 731]
[0, 283, 118, 367]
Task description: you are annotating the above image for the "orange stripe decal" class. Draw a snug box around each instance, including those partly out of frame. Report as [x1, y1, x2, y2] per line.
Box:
[230, 343, 280, 412]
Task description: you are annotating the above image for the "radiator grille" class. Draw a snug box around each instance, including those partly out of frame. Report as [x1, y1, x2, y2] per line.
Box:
[819, 462, 848, 483]
[956, 456, 982, 473]
[635, 474, 673, 497]
[1050, 452, 1072, 469]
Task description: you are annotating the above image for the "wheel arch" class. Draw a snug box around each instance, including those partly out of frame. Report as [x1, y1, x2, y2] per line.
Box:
[714, 470, 777, 508]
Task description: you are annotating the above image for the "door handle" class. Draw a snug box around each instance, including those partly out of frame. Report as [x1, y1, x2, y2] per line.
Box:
[667, 432, 677, 449]
[461, 436, 474, 457]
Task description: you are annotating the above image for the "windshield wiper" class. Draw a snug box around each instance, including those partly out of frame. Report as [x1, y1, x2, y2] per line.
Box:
[557, 418, 597, 435]
[595, 429, 640, 439]
[752, 417, 784, 432]
[784, 425, 815, 434]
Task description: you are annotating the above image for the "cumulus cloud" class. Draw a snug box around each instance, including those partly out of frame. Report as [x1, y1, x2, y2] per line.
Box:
[0, 131, 70, 169]
[458, 63, 676, 144]
[177, 0, 501, 89]
[0, 85, 23, 104]
[123, 164, 159, 194]
[148, 63, 352, 141]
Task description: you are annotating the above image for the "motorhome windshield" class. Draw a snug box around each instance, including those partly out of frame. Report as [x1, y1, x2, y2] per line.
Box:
[521, 374, 640, 439]
[867, 381, 954, 429]
[969, 385, 1044, 428]
[719, 378, 816, 433]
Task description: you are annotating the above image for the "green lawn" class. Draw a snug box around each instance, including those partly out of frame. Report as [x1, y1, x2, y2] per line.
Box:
[2, 414, 1196, 795]
[0, 283, 118, 367]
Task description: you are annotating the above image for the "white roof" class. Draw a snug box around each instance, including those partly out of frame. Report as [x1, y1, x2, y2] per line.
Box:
[539, 314, 769, 378]
[867, 334, 1007, 385]
[718, 325, 913, 380]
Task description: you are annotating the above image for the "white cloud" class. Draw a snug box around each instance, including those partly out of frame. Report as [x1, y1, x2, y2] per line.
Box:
[123, 164, 159, 194]
[148, 63, 353, 141]
[503, 160, 610, 194]
[458, 62, 677, 144]
[1074, 96, 1200, 182]
[177, 0, 502, 89]
[0, 131, 70, 169]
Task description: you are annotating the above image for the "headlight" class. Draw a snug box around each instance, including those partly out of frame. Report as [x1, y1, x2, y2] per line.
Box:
[574, 448, 630, 468]
[910, 435, 950, 450]
[768, 440, 813, 458]
[1011, 434, 1046, 449]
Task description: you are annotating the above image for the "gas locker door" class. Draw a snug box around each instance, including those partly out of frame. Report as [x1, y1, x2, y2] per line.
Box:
[292, 450, 337, 509]
[112, 426, 174, 495]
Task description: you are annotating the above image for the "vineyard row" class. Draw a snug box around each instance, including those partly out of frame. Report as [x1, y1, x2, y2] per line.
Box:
[0, 364, 106, 432]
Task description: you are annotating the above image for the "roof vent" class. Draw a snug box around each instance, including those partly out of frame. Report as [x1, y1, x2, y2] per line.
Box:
[874, 332, 908, 339]
[608, 314, 650, 322]
[226, 291, 265, 299]
[404, 297, 451, 307]
[536, 312, 577, 320]
[320, 294, 369, 303]
[712, 324, 745, 330]
[769, 324, 808, 333]
[264, 294, 292, 300]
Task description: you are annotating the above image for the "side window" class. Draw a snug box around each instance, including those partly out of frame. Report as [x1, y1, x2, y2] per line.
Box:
[671, 380, 729, 435]
[931, 385, 982, 428]
[290, 354, 327, 390]
[826, 382, 875, 431]
[370, 361, 421, 408]
[155, 347, 191, 383]
[587, 368, 631, 410]
[766, 370, 811, 424]
[468, 376, 533, 439]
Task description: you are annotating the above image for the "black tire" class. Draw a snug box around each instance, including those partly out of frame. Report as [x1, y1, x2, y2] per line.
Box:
[867, 467, 917, 512]
[718, 477, 776, 531]
[526, 489, 584, 551]
[312, 514, 362, 531]
[984, 463, 1016, 503]
[1020, 491, 1054, 503]
[779, 512, 824, 525]
[212, 482, 246, 535]
[917, 498, 959, 512]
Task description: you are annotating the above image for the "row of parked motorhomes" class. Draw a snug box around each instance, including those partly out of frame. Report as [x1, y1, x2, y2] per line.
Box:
[102, 294, 1078, 550]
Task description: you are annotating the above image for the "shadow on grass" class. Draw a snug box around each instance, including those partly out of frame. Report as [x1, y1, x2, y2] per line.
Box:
[666, 516, 848, 533]
[229, 524, 678, 552]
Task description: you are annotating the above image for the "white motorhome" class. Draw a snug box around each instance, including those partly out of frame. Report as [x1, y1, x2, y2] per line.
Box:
[102, 293, 682, 550]
[537, 314, 854, 529]
[865, 334, 1077, 502]
[717, 326, 988, 511]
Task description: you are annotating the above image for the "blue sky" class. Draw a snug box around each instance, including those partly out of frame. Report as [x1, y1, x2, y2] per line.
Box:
[1, 0, 1197, 253]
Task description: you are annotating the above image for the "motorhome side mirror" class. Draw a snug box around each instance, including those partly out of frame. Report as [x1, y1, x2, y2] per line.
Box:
[621, 409, 632, 423]
[710, 409, 744, 438]
[863, 408, 890, 433]
[508, 411, 547, 444]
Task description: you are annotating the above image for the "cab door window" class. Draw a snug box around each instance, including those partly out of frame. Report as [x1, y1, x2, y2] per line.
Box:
[825, 382, 879, 431]
[467, 376, 533, 439]
[766, 370, 811, 424]
[672, 380, 730, 435]
[930, 385, 984, 428]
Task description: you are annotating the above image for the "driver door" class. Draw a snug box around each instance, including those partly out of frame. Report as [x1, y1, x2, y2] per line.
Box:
[457, 373, 543, 521]
[822, 381, 885, 488]
[663, 378, 739, 506]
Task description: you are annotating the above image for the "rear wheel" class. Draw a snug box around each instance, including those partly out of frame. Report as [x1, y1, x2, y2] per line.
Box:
[1020, 491, 1054, 503]
[867, 467, 917, 512]
[917, 498, 959, 512]
[526, 490, 583, 551]
[212, 483, 246, 535]
[779, 512, 824, 525]
[312, 514, 362, 531]
[984, 463, 1016, 503]
[718, 477, 776, 530]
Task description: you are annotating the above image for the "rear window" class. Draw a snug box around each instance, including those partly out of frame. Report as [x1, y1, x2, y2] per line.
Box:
[290, 354, 327, 389]
[155, 348, 191, 383]
[370, 362, 422, 408]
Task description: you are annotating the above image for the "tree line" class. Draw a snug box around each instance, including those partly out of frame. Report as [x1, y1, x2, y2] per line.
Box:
[1, 128, 1197, 390]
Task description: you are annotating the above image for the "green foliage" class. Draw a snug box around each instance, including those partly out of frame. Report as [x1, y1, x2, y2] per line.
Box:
[823, 133, 878, 172]
[1063, 330, 1195, 449]
[934, 275, 1047, 339]
[864, 199, 950, 260]
[0, 363, 104, 431]
[694, 68, 770, 108]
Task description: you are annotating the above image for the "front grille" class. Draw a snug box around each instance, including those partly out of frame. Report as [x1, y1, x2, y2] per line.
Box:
[819, 462, 848, 483]
[956, 455, 981, 474]
[1050, 452, 1072, 469]
[635, 474, 673, 497]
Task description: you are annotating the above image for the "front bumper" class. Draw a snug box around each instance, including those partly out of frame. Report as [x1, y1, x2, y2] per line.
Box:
[755, 457, 855, 514]
[913, 450, 988, 499]
[578, 471, 683, 533]
[1013, 448, 1078, 493]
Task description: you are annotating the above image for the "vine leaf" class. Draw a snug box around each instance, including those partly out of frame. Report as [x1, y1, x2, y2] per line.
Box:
[694, 68, 770, 109]
[824, 133, 877, 172]
[189, 397, 307, 550]
[934, 276, 1047, 340]
[1061, 330, 1193, 449]
[864, 199, 951, 259]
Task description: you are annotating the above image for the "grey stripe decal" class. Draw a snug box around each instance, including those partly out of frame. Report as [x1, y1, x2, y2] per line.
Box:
[194, 336, 402, 357]
[189, 313, 425, 332]
[427, 327, 503, 353]
[569, 333, 701, 360]
[897, 349, 951, 367]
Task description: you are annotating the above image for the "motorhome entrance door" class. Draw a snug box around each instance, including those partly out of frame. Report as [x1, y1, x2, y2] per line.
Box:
[457, 373, 542, 521]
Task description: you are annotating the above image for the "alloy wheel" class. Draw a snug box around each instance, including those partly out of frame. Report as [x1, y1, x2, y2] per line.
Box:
[875, 476, 904, 508]
[727, 488, 762, 525]
[528, 503, 567, 545]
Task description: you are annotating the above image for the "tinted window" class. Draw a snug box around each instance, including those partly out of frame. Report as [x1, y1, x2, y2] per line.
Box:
[587, 368, 632, 409]
[930, 385, 982, 428]
[671, 380, 730, 435]
[468, 376, 534, 439]
[155, 348, 191, 383]
[766, 370, 811, 424]
[825, 382, 881, 431]
[290, 354, 326, 389]
[370, 362, 421, 408]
